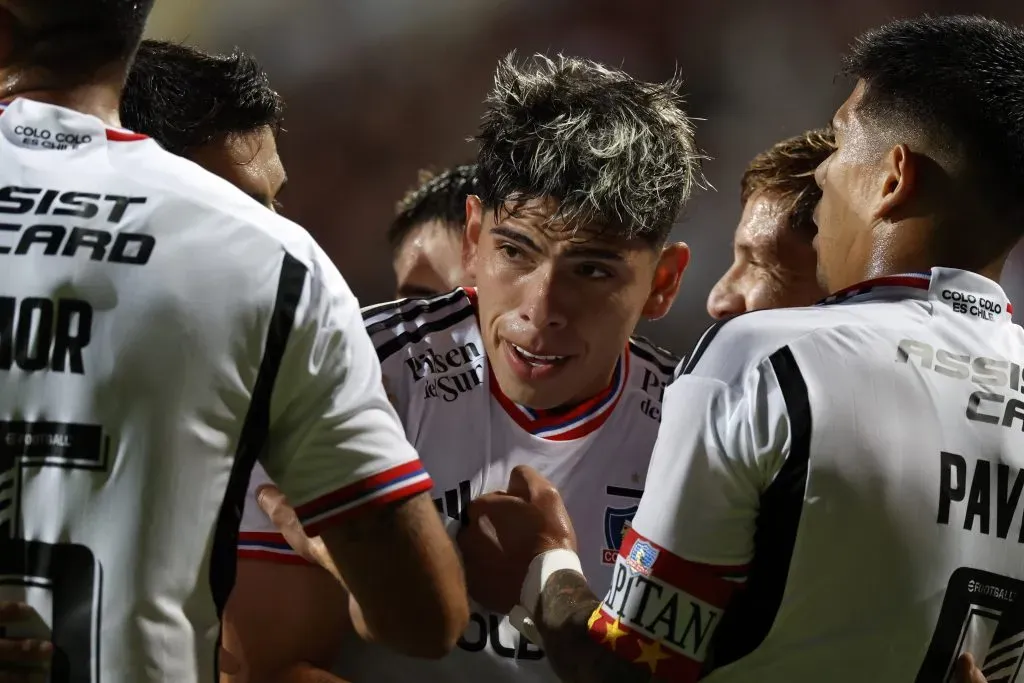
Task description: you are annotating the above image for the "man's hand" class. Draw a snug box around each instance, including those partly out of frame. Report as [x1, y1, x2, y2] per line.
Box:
[0, 603, 51, 683]
[956, 653, 988, 683]
[457, 465, 576, 614]
[256, 485, 343, 583]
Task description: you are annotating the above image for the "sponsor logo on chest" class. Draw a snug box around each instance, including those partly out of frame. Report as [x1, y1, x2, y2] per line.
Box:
[405, 342, 485, 403]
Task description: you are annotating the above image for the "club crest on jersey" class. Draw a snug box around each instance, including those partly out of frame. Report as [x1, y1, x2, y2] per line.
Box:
[602, 504, 638, 565]
[625, 538, 658, 576]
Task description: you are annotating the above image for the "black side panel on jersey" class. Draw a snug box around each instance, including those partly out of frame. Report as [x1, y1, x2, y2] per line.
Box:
[207, 253, 307, 663]
[371, 293, 474, 363]
[679, 318, 734, 376]
[705, 345, 812, 671]
[680, 309, 766, 378]
[362, 288, 466, 328]
[628, 335, 679, 376]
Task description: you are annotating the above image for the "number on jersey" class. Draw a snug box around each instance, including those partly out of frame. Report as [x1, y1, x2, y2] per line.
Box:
[917, 567, 1024, 682]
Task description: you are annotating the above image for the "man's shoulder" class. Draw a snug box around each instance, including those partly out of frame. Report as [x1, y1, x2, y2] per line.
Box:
[628, 335, 680, 382]
[680, 305, 850, 385]
[362, 288, 480, 367]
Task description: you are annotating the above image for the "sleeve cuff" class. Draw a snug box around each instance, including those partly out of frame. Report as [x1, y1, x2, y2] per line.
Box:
[294, 460, 434, 537]
[237, 531, 311, 565]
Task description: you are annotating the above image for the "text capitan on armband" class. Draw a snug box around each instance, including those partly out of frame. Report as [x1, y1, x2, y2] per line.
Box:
[601, 557, 722, 662]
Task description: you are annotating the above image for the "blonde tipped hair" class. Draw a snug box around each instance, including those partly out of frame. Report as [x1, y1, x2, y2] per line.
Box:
[475, 53, 705, 243]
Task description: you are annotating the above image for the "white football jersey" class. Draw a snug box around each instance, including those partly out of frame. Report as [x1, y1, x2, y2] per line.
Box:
[239, 287, 678, 683]
[590, 268, 1024, 683]
[0, 98, 427, 683]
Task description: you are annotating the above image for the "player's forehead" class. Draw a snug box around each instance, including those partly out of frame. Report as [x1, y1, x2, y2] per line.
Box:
[735, 192, 788, 255]
[190, 127, 285, 188]
[496, 196, 648, 257]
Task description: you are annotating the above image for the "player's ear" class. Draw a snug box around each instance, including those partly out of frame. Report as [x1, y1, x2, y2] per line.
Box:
[642, 241, 689, 320]
[874, 143, 915, 221]
[463, 195, 485, 280]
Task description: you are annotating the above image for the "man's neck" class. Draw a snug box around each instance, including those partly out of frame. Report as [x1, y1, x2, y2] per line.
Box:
[865, 217, 1008, 285]
[0, 67, 123, 127]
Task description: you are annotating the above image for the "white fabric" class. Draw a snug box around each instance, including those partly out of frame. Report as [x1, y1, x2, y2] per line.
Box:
[0, 98, 421, 683]
[240, 288, 680, 683]
[599, 268, 1024, 682]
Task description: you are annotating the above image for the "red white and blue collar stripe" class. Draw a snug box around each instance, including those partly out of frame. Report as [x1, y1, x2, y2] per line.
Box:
[817, 269, 1014, 317]
[817, 271, 932, 307]
[490, 349, 630, 441]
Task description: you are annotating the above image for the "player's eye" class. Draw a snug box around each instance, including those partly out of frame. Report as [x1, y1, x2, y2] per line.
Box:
[497, 243, 525, 261]
[577, 262, 614, 280]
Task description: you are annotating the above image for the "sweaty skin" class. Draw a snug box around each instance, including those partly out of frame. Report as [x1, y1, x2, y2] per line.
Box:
[393, 219, 466, 298]
[707, 191, 823, 319]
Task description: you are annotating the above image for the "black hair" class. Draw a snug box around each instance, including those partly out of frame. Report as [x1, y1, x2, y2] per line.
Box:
[845, 15, 1024, 241]
[388, 164, 478, 253]
[476, 53, 703, 245]
[7, 0, 155, 76]
[120, 40, 284, 155]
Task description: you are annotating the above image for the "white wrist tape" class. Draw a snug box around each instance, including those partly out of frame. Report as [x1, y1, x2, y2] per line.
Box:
[509, 549, 584, 646]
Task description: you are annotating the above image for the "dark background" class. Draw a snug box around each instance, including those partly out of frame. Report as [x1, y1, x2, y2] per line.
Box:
[146, 0, 1024, 353]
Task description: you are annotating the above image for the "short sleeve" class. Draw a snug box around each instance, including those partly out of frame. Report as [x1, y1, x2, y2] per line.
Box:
[261, 255, 432, 537]
[237, 463, 308, 565]
[588, 346, 800, 682]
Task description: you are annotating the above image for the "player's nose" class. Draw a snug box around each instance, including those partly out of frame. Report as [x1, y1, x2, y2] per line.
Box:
[707, 278, 747, 319]
[519, 270, 568, 330]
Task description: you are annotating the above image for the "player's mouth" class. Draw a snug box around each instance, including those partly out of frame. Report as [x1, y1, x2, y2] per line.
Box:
[504, 341, 570, 381]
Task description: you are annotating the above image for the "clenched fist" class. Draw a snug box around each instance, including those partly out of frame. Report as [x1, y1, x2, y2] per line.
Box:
[457, 465, 577, 614]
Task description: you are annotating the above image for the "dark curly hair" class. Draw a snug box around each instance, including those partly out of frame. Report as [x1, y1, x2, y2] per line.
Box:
[388, 164, 478, 252]
[120, 40, 284, 155]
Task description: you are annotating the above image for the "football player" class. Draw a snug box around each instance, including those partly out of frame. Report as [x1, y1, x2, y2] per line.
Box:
[237, 52, 700, 683]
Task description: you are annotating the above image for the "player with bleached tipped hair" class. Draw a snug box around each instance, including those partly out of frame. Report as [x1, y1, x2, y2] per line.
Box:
[237, 52, 700, 683]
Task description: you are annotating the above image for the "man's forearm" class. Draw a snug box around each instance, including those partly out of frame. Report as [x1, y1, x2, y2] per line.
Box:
[535, 569, 653, 683]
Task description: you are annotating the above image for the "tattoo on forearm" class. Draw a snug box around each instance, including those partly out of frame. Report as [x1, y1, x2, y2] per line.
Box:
[535, 569, 653, 683]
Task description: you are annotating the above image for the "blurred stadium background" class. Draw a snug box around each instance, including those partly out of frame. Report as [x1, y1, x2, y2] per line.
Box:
[144, 0, 1024, 352]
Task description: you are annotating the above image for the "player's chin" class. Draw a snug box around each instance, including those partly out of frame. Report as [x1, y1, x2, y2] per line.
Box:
[497, 370, 578, 410]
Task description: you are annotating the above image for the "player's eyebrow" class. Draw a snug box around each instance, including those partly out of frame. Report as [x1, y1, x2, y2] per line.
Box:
[491, 226, 541, 252]
[562, 244, 625, 261]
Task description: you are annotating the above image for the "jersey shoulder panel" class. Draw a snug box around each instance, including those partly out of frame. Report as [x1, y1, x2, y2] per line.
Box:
[362, 288, 480, 365]
[628, 334, 681, 382]
[680, 306, 841, 387]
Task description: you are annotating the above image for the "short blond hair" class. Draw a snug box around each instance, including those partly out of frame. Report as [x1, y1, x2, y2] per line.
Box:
[740, 128, 835, 239]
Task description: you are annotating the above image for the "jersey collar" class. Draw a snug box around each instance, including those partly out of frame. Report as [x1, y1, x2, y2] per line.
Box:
[463, 287, 631, 441]
[818, 267, 1013, 323]
[0, 98, 148, 143]
[489, 351, 629, 441]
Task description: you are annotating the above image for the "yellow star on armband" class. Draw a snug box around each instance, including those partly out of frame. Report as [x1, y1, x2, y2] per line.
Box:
[602, 618, 627, 651]
[633, 639, 672, 673]
[587, 608, 602, 630]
